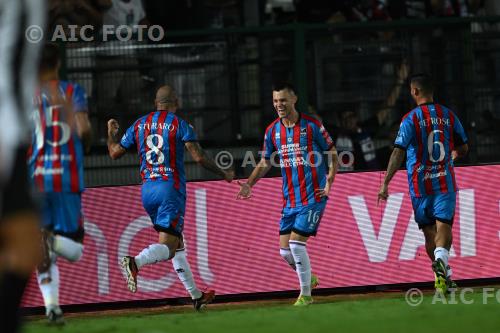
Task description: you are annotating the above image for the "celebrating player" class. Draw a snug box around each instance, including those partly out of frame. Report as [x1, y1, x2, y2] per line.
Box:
[237, 83, 338, 306]
[28, 43, 92, 324]
[378, 73, 468, 294]
[107, 85, 233, 310]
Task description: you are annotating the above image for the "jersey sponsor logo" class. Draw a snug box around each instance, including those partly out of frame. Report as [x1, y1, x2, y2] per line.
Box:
[36, 153, 74, 162]
[280, 156, 308, 168]
[300, 127, 307, 136]
[33, 166, 63, 176]
[423, 170, 448, 180]
[277, 143, 307, 155]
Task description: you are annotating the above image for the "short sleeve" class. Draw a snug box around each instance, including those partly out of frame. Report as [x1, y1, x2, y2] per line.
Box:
[452, 113, 468, 146]
[180, 120, 197, 142]
[394, 116, 414, 149]
[120, 123, 136, 150]
[261, 127, 275, 159]
[71, 83, 88, 113]
[313, 123, 335, 152]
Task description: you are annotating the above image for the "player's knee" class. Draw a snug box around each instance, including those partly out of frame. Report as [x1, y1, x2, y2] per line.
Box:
[52, 235, 84, 262]
[149, 243, 171, 261]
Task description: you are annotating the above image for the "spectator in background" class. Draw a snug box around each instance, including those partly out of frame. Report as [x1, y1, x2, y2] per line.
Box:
[405, 0, 478, 18]
[96, 0, 149, 122]
[295, 0, 392, 24]
[405, 0, 427, 18]
[335, 61, 408, 172]
[462, 0, 485, 16]
[48, 0, 112, 33]
[349, 0, 392, 22]
[103, 0, 147, 27]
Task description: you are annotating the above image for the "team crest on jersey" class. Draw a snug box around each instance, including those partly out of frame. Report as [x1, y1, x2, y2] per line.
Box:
[275, 132, 280, 140]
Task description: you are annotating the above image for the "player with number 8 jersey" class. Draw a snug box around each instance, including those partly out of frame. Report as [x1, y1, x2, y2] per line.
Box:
[120, 107, 195, 194]
[107, 85, 233, 309]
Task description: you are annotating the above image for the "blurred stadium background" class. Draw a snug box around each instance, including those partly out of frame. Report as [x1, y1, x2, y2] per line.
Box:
[22, 0, 500, 332]
[52, 0, 500, 186]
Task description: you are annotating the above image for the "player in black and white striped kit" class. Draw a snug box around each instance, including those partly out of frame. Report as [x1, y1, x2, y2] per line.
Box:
[0, 0, 46, 331]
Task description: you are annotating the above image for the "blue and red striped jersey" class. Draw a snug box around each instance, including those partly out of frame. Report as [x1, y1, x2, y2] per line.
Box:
[394, 103, 468, 197]
[120, 111, 197, 193]
[28, 81, 87, 193]
[262, 113, 335, 208]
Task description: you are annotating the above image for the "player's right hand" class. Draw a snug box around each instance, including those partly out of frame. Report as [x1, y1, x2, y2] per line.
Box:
[377, 184, 389, 205]
[236, 180, 252, 199]
[107, 119, 119, 136]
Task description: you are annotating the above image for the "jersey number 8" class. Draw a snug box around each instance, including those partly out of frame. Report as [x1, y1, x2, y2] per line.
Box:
[146, 134, 165, 165]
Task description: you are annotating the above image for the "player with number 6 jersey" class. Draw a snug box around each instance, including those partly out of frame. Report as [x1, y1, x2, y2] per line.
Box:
[107, 85, 233, 310]
[378, 73, 469, 295]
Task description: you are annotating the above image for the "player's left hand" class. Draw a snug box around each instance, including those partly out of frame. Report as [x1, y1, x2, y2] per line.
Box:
[315, 182, 332, 198]
[377, 184, 389, 204]
[236, 180, 252, 199]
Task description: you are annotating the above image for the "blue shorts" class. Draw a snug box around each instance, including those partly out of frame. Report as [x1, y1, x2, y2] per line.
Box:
[411, 192, 456, 229]
[279, 199, 327, 237]
[40, 192, 84, 240]
[142, 180, 185, 237]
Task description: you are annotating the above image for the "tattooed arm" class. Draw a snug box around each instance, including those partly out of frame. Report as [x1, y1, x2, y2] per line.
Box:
[185, 142, 233, 182]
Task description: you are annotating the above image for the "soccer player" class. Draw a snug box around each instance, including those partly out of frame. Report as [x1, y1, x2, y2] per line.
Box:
[28, 43, 92, 324]
[237, 83, 339, 306]
[378, 73, 468, 294]
[107, 85, 233, 310]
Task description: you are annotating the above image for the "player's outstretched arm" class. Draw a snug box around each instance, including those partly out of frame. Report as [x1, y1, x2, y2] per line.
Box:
[378, 147, 405, 203]
[185, 142, 233, 182]
[315, 146, 339, 198]
[107, 119, 127, 160]
[237, 158, 272, 199]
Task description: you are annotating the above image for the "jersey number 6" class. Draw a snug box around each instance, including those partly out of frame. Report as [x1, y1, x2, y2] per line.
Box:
[427, 129, 445, 163]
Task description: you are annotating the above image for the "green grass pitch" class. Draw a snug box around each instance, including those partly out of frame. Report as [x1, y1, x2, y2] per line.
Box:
[24, 289, 500, 333]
